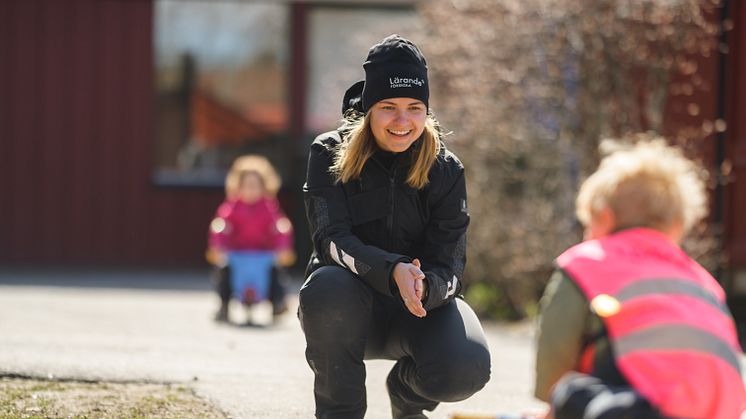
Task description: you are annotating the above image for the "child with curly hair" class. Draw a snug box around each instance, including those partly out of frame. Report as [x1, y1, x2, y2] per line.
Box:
[207, 155, 295, 323]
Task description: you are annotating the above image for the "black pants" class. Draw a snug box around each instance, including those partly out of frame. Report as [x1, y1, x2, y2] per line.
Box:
[298, 266, 491, 419]
[551, 373, 666, 419]
[212, 265, 287, 308]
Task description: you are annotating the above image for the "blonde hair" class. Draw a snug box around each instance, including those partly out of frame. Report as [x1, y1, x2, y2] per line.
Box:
[225, 155, 281, 199]
[576, 136, 708, 236]
[331, 112, 441, 189]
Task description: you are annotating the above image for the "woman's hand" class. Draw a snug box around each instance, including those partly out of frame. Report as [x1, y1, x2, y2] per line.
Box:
[393, 259, 427, 318]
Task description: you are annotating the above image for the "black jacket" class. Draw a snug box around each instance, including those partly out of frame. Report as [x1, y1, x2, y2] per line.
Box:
[303, 130, 469, 311]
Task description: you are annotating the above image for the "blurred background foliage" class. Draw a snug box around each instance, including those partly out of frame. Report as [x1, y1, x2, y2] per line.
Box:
[415, 0, 724, 320]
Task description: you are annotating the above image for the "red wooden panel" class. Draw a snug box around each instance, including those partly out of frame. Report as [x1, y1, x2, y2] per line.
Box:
[662, 40, 719, 160]
[8, 1, 42, 264]
[659, 4, 746, 273]
[38, 1, 70, 263]
[0, 1, 13, 258]
[121, 0, 153, 265]
[725, 0, 746, 268]
[93, 1, 119, 263]
[65, 0, 96, 263]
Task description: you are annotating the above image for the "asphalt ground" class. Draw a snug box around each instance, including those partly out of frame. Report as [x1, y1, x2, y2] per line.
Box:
[0, 268, 546, 418]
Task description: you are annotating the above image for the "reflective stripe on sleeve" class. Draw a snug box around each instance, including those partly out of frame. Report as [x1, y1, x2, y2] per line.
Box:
[446, 275, 459, 298]
[329, 241, 343, 267]
[329, 240, 359, 275]
[342, 251, 359, 275]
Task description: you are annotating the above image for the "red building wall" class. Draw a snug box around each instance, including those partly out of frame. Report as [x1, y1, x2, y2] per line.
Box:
[725, 0, 746, 270]
[0, 0, 224, 267]
[0, 0, 742, 271]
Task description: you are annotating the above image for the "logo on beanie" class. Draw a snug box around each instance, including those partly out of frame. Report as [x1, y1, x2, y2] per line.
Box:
[389, 76, 425, 89]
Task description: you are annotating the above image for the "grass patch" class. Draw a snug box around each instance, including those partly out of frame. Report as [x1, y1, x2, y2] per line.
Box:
[0, 376, 226, 418]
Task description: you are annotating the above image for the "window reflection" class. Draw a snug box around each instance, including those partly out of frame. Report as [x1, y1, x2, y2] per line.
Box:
[154, 1, 288, 186]
[305, 7, 419, 133]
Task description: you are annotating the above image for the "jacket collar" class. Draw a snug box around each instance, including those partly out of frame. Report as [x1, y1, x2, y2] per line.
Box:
[371, 137, 422, 169]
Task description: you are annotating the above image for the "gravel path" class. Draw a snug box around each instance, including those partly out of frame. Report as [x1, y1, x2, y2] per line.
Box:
[0, 269, 546, 418]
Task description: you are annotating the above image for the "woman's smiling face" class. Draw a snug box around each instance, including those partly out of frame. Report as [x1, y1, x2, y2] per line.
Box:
[369, 98, 427, 153]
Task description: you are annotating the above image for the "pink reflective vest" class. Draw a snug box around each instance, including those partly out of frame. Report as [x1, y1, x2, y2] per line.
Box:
[557, 228, 746, 419]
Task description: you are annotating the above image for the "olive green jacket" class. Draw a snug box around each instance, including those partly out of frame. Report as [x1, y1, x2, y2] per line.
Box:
[534, 269, 624, 402]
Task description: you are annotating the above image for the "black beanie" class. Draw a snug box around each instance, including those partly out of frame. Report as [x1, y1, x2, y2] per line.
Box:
[342, 80, 365, 115]
[361, 34, 428, 113]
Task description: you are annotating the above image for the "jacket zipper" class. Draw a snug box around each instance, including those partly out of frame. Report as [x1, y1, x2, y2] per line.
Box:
[388, 165, 397, 250]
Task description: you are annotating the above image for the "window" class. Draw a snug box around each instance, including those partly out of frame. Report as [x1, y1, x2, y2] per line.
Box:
[153, 1, 420, 187]
[153, 1, 289, 186]
[305, 6, 420, 133]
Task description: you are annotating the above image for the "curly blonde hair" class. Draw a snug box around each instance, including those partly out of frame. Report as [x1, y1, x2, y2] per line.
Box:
[225, 155, 281, 199]
[576, 135, 708, 236]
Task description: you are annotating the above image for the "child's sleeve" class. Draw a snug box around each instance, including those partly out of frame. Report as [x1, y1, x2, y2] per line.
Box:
[534, 269, 590, 402]
[208, 201, 234, 250]
[267, 199, 294, 251]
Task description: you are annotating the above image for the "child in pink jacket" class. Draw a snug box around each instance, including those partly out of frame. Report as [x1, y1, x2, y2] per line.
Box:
[207, 155, 295, 323]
